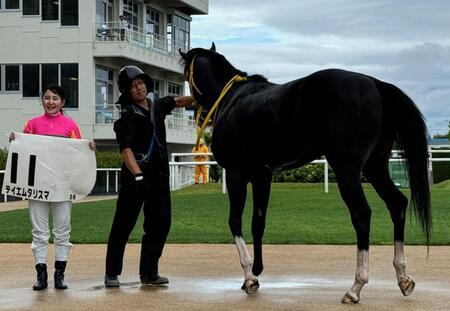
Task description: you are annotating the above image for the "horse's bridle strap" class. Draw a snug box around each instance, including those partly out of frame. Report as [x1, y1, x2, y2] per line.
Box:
[189, 55, 203, 96]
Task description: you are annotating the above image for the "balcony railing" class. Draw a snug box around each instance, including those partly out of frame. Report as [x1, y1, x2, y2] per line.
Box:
[94, 22, 189, 57]
[95, 107, 196, 136]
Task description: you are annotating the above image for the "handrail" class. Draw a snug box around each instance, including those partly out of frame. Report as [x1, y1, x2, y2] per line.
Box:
[93, 21, 189, 56]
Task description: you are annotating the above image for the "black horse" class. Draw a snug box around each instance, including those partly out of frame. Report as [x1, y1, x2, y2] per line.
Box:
[180, 43, 431, 303]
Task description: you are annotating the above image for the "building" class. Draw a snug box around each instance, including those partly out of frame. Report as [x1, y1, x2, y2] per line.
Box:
[0, 0, 208, 154]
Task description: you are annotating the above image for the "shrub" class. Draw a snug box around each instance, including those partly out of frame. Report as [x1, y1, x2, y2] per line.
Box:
[0, 148, 7, 170]
[96, 151, 122, 168]
[273, 164, 334, 183]
[432, 150, 450, 183]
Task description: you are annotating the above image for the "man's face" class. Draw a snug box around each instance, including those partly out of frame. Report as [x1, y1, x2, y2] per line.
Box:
[129, 78, 148, 102]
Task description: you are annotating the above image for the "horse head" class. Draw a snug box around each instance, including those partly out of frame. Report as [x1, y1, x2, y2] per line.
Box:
[179, 43, 248, 129]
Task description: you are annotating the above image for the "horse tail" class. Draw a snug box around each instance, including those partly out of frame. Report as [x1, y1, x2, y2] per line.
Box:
[376, 80, 432, 247]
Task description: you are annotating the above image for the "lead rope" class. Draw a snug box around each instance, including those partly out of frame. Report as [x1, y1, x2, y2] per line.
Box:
[188, 56, 247, 147]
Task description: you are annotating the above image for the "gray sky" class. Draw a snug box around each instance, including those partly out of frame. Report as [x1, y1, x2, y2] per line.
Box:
[190, 0, 450, 134]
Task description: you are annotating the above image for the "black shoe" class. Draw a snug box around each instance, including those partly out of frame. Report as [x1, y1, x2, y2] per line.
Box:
[54, 261, 68, 290]
[140, 274, 169, 285]
[104, 275, 120, 287]
[33, 263, 48, 291]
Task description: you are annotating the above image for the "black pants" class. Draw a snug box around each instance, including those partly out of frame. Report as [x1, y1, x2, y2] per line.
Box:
[105, 166, 171, 277]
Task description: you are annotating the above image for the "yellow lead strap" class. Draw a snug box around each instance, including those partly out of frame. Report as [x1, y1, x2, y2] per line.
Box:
[195, 74, 247, 146]
[187, 54, 247, 147]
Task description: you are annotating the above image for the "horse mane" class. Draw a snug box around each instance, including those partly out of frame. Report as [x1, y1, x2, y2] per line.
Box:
[181, 48, 268, 83]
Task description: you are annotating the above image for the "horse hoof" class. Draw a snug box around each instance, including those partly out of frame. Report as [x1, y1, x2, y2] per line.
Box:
[241, 278, 259, 294]
[341, 292, 360, 304]
[399, 278, 415, 296]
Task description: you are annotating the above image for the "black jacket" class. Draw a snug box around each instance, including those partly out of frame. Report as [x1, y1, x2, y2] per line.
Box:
[114, 94, 176, 172]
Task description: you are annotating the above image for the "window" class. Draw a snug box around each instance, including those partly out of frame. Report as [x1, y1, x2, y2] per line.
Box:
[168, 14, 190, 52]
[153, 79, 161, 99]
[168, 82, 182, 96]
[146, 7, 164, 49]
[61, 64, 78, 108]
[123, 0, 138, 31]
[5, 65, 19, 91]
[95, 0, 113, 25]
[0, 66, 2, 91]
[22, 64, 40, 97]
[42, 0, 58, 20]
[5, 0, 19, 9]
[23, 0, 39, 15]
[42, 64, 59, 89]
[61, 0, 78, 26]
[95, 66, 115, 123]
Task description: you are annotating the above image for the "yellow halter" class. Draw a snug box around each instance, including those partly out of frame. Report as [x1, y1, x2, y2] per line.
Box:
[188, 55, 247, 147]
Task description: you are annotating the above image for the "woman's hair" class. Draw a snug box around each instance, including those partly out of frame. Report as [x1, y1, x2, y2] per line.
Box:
[41, 84, 66, 102]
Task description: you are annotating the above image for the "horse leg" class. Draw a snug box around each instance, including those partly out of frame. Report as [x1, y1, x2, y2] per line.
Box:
[250, 167, 272, 276]
[363, 163, 414, 296]
[225, 168, 259, 293]
[334, 165, 372, 304]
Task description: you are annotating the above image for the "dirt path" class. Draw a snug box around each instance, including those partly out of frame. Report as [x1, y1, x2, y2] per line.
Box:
[0, 244, 449, 310]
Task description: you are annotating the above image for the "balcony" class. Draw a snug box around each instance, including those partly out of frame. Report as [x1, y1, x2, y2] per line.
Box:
[94, 106, 196, 144]
[93, 22, 187, 72]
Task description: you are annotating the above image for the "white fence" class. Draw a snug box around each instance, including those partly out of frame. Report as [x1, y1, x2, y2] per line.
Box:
[1, 150, 449, 203]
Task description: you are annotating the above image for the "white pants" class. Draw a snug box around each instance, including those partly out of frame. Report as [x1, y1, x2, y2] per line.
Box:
[28, 200, 73, 264]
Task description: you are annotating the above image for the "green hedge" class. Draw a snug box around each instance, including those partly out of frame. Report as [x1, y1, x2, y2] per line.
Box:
[95, 150, 122, 168]
[273, 164, 336, 183]
[0, 148, 7, 170]
[1, 148, 449, 184]
[432, 151, 450, 183]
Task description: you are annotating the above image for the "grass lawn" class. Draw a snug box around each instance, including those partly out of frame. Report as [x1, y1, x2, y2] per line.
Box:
[0, 183, 449, 245]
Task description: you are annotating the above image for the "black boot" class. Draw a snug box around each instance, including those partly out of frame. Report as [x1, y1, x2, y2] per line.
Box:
[33, 263, 48, 291]
[54, 261, 68, 290]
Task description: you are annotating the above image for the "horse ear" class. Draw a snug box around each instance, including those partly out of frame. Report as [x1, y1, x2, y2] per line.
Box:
[179, 49, 187, 60]
[210, 42, 216, 52]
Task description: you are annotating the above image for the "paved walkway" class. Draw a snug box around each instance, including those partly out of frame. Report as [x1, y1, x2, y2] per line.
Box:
[0, 195, 118, 212]
[0, 244, 449, 310]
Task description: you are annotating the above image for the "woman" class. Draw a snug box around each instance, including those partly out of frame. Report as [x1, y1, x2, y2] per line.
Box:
[9, 85, 96, 291]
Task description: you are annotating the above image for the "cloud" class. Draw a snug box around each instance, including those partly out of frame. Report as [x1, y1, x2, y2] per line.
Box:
[191, 1, 450, 131]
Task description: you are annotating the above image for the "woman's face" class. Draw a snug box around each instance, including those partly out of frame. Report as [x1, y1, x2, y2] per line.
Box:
[42, 89, 64, 116]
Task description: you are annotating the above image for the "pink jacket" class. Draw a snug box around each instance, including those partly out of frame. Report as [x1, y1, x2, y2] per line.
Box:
[23, 112, 82, 139]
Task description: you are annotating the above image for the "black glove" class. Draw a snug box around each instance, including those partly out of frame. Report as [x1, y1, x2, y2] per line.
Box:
[134, 173, 151, 194]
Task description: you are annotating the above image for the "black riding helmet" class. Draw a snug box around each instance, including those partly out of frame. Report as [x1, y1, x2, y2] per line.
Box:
[118, 65, 154, 94]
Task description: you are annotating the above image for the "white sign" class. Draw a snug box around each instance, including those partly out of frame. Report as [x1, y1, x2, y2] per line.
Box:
[1, 132, 97, 202]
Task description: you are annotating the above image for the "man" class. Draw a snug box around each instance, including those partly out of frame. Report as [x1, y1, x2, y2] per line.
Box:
[192, 138, 209, 184]
[119, 15, 128, 41]
[104, 65, 193, 287]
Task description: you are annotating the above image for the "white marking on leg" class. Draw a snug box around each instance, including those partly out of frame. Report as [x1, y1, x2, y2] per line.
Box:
[393, 241, 407, 283]
[342, 248, 369, 303]
[393, 240, 415, 296]
[235, 236, 253, 278]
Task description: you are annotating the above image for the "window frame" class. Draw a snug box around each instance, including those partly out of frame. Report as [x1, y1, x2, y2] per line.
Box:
[22, 64, 40, 97]
[1, 0, 20, 11]
[41, 0, 59, 21]
[4, 64, 21, 93]
[60, 63, 78, 108]
[41, 63, 59, 89]
[61, 0, 78, 26]
[22, 0, 39, 15]
[95, 65, 115, 124]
